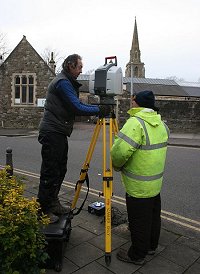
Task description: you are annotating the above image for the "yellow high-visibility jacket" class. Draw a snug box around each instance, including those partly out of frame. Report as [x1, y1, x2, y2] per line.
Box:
[111, 107, 169, 198]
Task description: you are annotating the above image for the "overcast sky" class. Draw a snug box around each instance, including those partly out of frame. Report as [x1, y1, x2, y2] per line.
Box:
[1, 0, 199, 82]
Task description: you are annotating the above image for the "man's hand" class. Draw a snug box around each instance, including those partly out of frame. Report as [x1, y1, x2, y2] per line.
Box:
[98, 105, 112, 118]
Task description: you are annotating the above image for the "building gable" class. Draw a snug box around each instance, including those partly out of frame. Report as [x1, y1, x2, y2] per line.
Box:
[0, 36, 55, 128]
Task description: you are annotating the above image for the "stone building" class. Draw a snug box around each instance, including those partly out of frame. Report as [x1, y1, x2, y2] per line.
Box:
[0, 31, 200, 133]
[0, 35, 55, 128]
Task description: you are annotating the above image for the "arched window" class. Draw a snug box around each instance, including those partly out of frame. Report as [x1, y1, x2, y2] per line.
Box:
[134, 66, 139, 77]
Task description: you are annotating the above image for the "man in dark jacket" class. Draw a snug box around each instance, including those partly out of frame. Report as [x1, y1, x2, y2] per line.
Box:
[38, 54, 110, 223]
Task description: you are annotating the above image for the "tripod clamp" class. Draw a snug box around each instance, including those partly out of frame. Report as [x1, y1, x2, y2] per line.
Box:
[73, 171, 90, 216]
[75, 167, 89, 189]
[103, 174, 113, 187]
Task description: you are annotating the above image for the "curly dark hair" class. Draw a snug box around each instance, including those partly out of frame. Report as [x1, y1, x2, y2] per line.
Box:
[62, 54, 82, 72]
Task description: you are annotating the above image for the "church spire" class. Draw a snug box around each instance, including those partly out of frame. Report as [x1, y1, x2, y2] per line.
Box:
[131, 17, 140, 62]
[125, 17, 145, 78]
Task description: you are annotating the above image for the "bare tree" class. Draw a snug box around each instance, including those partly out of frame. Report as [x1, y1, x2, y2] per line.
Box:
[41, 47, 64, 73]
[85, 69, 95, 75]
[0, 32, 9, 62]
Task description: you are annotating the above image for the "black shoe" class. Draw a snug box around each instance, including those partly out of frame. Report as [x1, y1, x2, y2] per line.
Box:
[148, 249, 156, 255]
[37, 204, 59, 224]
[46, 212, 59, 224]
[50, 200, 71, 215]
[116, 249, 145, 265]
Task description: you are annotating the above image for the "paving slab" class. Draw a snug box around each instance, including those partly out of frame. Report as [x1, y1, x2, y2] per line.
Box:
[145, 245, 166, 262]
[162, 219, 200, 240]
[97, 248, 141, 274]
[176, 235, 200, 252]
[139, 255, 185, 274]
[159, 228, 181, 246]
[70, 215, 89, 228]
[184, 262, 200, 274]
[64, 242, 104, 267]
[46, 257, 79, 274]
[88, 232, 128, 251]
[160, 242, 200, 268]
[112, 223, 131, 240]
[79, 219, 105, 235]
[67, 226, 96, 246]
[69, 261, 114, 274]
[120, 242, 165, 263]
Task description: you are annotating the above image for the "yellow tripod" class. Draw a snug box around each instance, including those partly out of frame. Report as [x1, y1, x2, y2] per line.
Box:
[71, 109, 118, 265]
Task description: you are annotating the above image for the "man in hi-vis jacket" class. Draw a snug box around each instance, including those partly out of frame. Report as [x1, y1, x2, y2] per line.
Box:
[111, 90, 169, 265]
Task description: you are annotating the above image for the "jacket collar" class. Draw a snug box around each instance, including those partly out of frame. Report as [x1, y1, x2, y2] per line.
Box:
[61, 70, 82, 90]
[127, 107, 154, 116]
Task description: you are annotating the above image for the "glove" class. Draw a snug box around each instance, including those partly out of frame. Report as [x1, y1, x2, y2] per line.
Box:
[98, 105, 112, 118]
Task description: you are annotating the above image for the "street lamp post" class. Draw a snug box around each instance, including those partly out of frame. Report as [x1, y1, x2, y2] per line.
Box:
[130, 62, 133, 107]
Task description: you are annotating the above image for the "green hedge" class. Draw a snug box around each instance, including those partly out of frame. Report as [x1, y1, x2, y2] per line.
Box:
[0, 168, 49, 274]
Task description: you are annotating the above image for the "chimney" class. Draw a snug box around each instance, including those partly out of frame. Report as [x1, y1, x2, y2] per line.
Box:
[0, 55, 3, 65]
[49, 52, 56, 72]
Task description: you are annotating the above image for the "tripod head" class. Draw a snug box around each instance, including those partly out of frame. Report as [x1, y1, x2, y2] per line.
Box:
[88, 93, 116, 108]
[98, 104, 116, 120]
[99, 95, 116, 106]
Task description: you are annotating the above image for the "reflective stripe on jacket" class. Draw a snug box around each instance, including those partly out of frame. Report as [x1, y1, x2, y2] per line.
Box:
[111, 108, 169, 198]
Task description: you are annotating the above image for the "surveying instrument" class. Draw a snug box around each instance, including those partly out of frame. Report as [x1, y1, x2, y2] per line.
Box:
[71, 56, 123, 265]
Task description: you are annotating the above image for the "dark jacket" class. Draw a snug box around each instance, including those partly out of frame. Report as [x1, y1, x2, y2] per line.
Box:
[39, 71, 99, 136]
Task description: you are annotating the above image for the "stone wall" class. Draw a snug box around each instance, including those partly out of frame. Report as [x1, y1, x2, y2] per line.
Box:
[117, 92, 200, 133]
[1, 107, 44, 128]
[156, 99, 200, 133]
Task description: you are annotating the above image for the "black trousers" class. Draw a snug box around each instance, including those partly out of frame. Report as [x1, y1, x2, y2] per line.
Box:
[37, 132, 68, 211]
[126, 193, 161, 260]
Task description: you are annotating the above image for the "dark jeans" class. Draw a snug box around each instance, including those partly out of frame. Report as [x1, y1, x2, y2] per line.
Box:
[126, 193, 161, 260]
[37, 132, 68, 211]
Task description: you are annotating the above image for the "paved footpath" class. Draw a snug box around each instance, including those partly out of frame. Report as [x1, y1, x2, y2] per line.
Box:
[1, 125, 200, 273]
[22, 174, 200, 274]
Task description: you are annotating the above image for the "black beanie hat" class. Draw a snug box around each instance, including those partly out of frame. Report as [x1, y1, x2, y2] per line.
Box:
[134, 90, 159, 111]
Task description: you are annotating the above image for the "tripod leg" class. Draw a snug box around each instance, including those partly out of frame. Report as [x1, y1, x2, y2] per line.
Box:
[104, 115, 119, 265]
[104, 168, 112, 266]
[112, 116, 119, 135]
[102, 118, 113, 266]
[71, 120, 102, 210]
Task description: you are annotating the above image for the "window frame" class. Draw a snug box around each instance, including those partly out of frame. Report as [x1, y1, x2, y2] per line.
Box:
[11, 73, 37, 106]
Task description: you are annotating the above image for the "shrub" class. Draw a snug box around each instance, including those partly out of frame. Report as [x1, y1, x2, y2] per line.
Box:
[0, 168, 49, 274]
